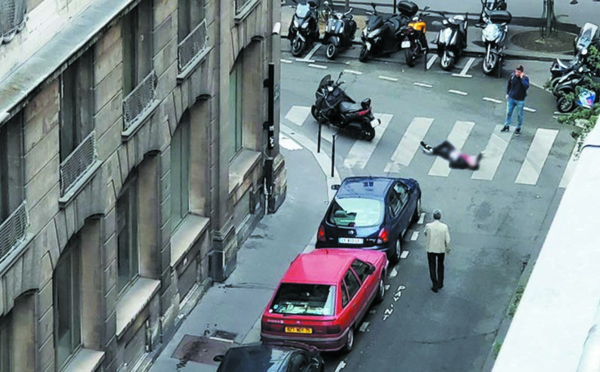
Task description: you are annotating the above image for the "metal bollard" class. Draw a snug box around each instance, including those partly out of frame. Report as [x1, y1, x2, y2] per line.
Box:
[331, 133, 337, 177]
[318, 122, 322, 153]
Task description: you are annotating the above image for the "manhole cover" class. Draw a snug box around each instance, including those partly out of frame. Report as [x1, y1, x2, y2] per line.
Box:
[171, 334, 233, 366]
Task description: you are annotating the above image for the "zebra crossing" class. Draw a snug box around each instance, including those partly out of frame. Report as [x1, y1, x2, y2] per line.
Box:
[283, 105, 574, 188]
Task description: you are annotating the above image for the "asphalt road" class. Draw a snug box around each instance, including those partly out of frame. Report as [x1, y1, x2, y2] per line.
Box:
[279, 46, 571, 371]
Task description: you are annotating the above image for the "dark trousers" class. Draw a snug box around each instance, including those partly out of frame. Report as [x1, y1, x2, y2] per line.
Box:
[427, 252, 445, 289]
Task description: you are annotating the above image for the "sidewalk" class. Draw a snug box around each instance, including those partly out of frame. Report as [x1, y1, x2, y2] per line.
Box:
[149, 131, 332, 371]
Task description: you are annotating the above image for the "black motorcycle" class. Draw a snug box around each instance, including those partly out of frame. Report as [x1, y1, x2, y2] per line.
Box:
[402, 7, 430, 68]
[288, 0, 320, 57]
[554, 66, 600, 113]
[311, 72, 379, 141]
[479, 7, 511, 77]
[359, 1, 417, 62]
[432, 11, 468, 71]
[549, 57, 585, 89]
[322, 1, 357, 59]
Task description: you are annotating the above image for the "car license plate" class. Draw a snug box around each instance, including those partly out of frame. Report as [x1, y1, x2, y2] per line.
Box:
[339, 237, 364, 244]
[370, 118, 379, 127]
[285, 326, 312, 334]
[401, 40, 411, 48]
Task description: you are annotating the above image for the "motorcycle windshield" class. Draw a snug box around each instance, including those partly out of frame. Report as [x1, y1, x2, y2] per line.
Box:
[318, 75, 332, 90]
[368, 16, 384, 30]
[482, 23, 501, 41]
[296, 3, 310, 18]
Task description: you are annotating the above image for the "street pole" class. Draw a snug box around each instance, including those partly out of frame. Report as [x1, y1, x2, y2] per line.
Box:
[317, 121, 322, 153]
[331, 133, 337, 177]
[263, 63, 276, 206]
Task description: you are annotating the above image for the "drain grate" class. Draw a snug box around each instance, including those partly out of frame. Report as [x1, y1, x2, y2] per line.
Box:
[171, 334, 234, 366]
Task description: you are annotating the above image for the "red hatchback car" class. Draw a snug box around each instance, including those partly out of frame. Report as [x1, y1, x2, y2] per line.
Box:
[261, 249, 387, 353]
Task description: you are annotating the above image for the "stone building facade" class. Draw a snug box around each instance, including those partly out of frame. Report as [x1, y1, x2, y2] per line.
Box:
[0, 0, 285, 370]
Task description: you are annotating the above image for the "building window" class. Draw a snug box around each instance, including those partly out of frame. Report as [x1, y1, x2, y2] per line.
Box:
[0, 313, 12, 372]
[117, 172, 139, 293]
[171, 113, 190, 232]
[53, 236, 81, 369]
[178, 0, 204, 42]
[229, 59, 243, 160]
[0, 113, 24, 224]
[122, 0, 154, 96]
[60, 50, 94, 162]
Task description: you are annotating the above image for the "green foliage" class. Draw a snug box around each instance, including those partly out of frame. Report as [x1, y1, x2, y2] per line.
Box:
[508, 284, 525, 319]
[493, 341, 502, 360]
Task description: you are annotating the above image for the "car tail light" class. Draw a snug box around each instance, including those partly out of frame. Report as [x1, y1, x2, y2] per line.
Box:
[261, 319, 285, 332]
[317, 224, 326, 242]
[377, 227, 389, 244]
[313, 325, 341, 334]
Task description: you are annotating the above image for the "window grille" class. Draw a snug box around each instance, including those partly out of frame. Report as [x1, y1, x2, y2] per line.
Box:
[177, 20, 207, 73]
[59, 131, 98, 196]
[123, 71, 157, 130]
[0, 202, 28, 264]
[0, 0, 27, 43]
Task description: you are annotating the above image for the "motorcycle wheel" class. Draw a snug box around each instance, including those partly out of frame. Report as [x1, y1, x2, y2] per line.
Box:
[549, 77, 562, 90]
[440, 50, 454, 71]
[326, 43, 337, 60]
[292, 38, 305, 57]
[483, 52, 497, 75]
[405, 48, 417, 67]
[557, 96, 576, 113]
[359, 46, 369, 62]
[362, 125, 375, 141]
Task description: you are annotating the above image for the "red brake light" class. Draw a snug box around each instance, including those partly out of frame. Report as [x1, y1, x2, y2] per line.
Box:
[358, 108, 371, 116]
[317, 224, 326, 242]
[261, 319, 284, 332]
[377, 227, 389, 244]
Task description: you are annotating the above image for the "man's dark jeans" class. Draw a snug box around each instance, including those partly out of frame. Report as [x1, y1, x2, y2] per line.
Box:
[427, 252, 445, 289]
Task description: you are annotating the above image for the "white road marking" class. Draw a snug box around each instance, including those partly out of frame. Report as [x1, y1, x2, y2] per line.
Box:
[295, 58, 315, 63]
[389, 268, 398, 278]
[344, 69, 363, 75]
[284, 105, 311, 126]
[308, 64, 327, 69]
[427, 54, 438, 70]
[401, 251, 409, 259]
[418, 212, 425, 224]
[397, 285, 406, 291]
[515, 129, 558, 185]
[304, 43, 321, 60]
[429, 121, 475, 177]
[385, 117, 434, 172]
[458, 57, 476, 76]
[414, 82, 433, 88]
[344, 114, 392, 169]
[448, 89, 468, 96]
[385, 285, 391, 290]
[280, 59, 293, 64]
[359, 322, 369, 332]
[483, 97, 503, 104]
[472, 124, 512, 181]
[280, 135, 303, 150]
[378, 75, 399, 82]
[451, 73, 473, 78]
[559, 144, 579, 188]
[524, 107, 537, 113]
[335, 361, 347, 372]
[410, 231, 419, 240]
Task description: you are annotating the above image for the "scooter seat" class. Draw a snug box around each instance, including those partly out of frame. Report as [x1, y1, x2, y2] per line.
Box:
[449, 15, 465, 25]
[339, 101, 363, 113]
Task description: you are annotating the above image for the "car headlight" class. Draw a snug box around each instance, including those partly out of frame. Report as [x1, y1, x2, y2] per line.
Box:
[368, 28, 382, 38]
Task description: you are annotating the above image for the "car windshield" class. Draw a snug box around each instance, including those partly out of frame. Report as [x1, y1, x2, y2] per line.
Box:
[270, 284, 335, 316]
[328, 198, 383, 227]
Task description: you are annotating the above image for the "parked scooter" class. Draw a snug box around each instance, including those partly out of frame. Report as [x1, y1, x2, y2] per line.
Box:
[359, 1, 417, 62]
[402, 6, 430, 68]
[432, 11, 469, 71]
[574, 22, 599, 56]
[288, 0, 320, 57]
[477, 0, 507, 26]
[322, 1, 357, 59]
[549, 57, 586, 89]
[479, 2, 511, 77]
[553, 65, 600, 112]
[311, 72, 380, 141]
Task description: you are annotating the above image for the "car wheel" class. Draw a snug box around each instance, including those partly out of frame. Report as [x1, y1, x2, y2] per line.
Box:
[412, 197, 422, 223]
[390, 238, 402, 264]
[342, 327, 355, 353]
[375, 276, 385, 303]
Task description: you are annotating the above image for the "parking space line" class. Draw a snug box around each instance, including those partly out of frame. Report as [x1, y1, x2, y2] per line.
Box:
[483, 97, 503, 104]
[524, 107, 537, 113]
[295, 58, 315, 63]
[378, 75, 399, 82]
[448, 89, 468, 95]
[414, 82, 433, 88]
[427, 54, 438, 70]
[280, 59, 293, 64]
[344, 69, 363, 75]
[304, 43, 321, 60]
[410, 231, 419, 240]
[515, 128, 558, 185]
[429, 121, 475, 177]
[457, 57, 476, 76]
[308, 64, 327, 69]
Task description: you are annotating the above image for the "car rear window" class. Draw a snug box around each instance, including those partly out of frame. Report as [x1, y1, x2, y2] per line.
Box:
[328, 198, 383, 227]
[270, 284, 335, 316]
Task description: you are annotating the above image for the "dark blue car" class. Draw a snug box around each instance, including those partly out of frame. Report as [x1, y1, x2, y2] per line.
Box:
[315, 176, 421, 263]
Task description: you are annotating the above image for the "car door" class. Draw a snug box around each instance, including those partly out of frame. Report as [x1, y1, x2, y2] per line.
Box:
[342, 270, 363, 326]
[387, 187, 403, 240]
[392, 181, 413, 236]
[351, 259, 378, 306]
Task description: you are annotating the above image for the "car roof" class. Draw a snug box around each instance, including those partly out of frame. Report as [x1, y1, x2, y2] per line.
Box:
[282, 249, 377, 285]
[336, 177, 398, 199]
[217, 343, 294, 372]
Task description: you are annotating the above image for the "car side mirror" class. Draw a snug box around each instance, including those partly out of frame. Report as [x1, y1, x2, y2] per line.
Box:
[331, 184, 340, 190]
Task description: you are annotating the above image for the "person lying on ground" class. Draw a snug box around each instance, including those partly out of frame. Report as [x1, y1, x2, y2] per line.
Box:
[420, 140, 483, 170]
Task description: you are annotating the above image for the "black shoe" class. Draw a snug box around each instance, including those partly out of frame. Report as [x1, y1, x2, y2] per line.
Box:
[501, 126, 510, 132]
[438, 283, 443, 289]
[515, 128, 521, 135]
[431, 286, 438, 293]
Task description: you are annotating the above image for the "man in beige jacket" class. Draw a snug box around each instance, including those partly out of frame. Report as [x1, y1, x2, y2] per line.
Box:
[424, 209, 451, 293]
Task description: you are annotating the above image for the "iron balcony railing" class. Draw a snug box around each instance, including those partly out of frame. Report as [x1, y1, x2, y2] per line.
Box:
[123, 70, 157, 131]
[0, 202, 28, 264]
[235, 0, 253, 14]
[60, 131, 98, 196]
[178, 21, 208, 73]
[0, 0, 27, 43]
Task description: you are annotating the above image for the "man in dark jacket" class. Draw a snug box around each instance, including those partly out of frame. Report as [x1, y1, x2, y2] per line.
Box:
[501, 65, 530, 135]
